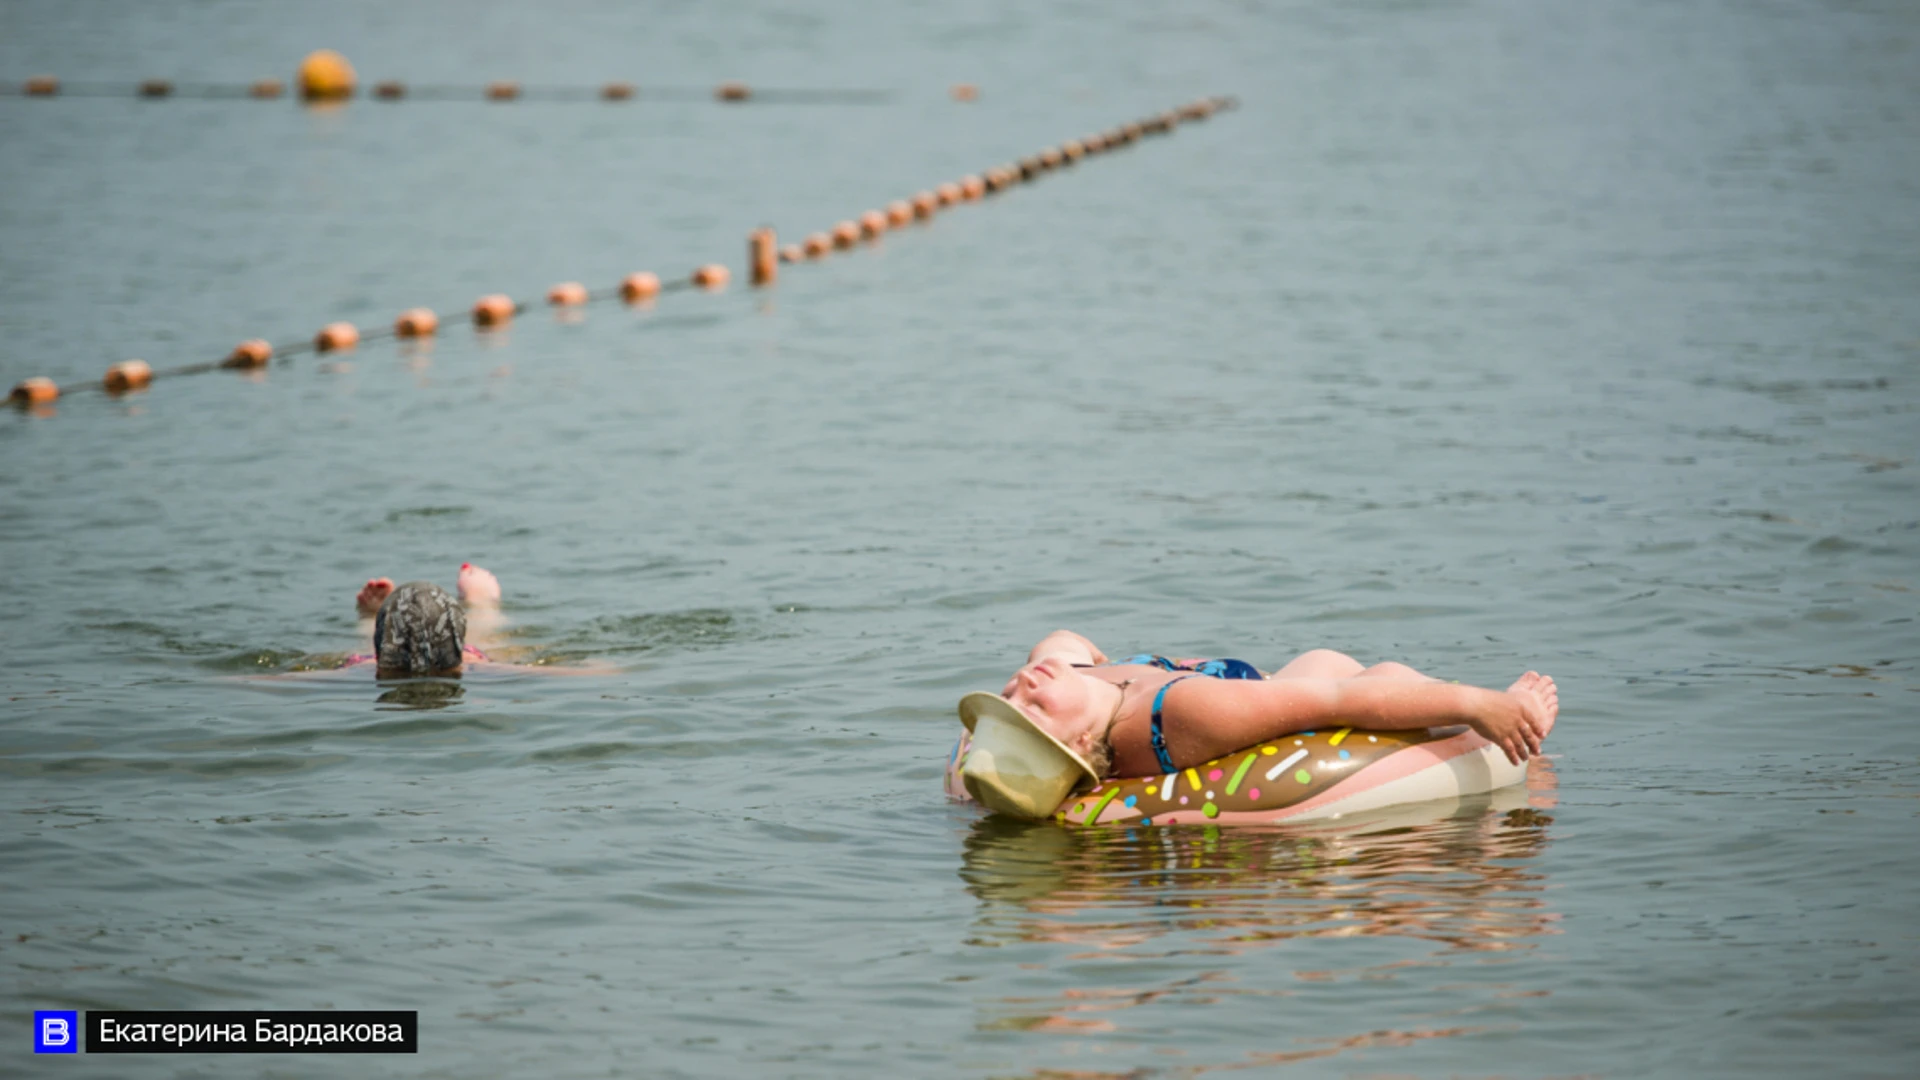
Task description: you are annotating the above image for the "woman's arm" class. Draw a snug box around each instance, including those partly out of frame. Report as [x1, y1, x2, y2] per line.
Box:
[1026, 629, 1108, 666]
[1165, 675, 1553, 766]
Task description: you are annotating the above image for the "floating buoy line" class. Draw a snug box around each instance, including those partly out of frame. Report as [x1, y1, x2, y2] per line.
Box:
[8, 91, 1235, 414]
[2, 77, 894, 105]
[5, 52, 894, 106]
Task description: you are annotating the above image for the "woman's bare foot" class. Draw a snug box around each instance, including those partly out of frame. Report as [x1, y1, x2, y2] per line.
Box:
[1506, 671, 1559, 742]
[457, 563, 501, 608]
[355, 577, 395, 617]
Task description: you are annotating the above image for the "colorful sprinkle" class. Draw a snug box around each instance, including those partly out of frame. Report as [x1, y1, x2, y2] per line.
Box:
[1160, 774, 1176, 801]
[1179, 796, 1188, 805]
[1294, 769, 1312, 784]
[1207, 768, 1224, 782]
[1301, 731, 1316, 737]
[1141, 817, 1152, 827]
[1248, 787, 1262, 801]
[1369, 735, 1378, 742]
[1084, 786, 1123, 825]
[1123, 794, 1137, 808]
[1265, 748, 1308, 781]
[1261, 746, 1277, 755]
[1202, 802, 1219, 819]
[1329, 727, 1352, 746]
[1338, 749, 1350, 760]
[1225, 752, 1257, 795]
[1185, 768, 1202, 792]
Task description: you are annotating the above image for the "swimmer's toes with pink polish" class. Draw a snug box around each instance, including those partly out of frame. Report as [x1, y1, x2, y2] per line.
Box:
[457, 563, 501, 607]
[355, 577, 395, 617]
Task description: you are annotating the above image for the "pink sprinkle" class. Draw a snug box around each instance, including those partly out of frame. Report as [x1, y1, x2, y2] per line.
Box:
[1248, 787, 1262, 801]
[1207, 768, 1224, 782]
[1179, 796, 1188, 805]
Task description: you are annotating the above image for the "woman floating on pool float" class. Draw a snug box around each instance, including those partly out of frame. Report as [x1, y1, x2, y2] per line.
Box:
[952, 630, 1557, 823]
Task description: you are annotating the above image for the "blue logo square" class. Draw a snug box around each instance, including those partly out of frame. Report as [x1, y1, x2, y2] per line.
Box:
[34, 1011, 79, 1053]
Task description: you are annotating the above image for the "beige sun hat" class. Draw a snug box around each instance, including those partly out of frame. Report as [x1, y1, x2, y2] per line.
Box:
[956, 692, 1100, 820]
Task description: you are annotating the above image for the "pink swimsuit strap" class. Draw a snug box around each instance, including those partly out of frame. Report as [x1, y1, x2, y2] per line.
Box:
[338, 643, 487, 669]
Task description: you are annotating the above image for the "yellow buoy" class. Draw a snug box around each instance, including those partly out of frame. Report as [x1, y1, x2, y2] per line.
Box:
[297, 50, 357, 102]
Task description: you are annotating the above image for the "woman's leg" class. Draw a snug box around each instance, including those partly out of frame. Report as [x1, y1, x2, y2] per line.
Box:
[1271, 649, 1365, 679]
[1353, 660, 1439, 682]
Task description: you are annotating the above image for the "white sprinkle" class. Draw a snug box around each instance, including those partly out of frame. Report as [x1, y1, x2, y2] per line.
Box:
[1265, 749, 1308, 781]
[1160, 774, 1176, 801]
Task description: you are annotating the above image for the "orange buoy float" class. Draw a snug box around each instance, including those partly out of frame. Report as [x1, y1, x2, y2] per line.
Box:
[1018, 157, 1043, 180]
[1040, 147, 1065, 169]
[959, 175, 985, 200]
[832, 221, 860, 249]
[249, 79, 284, 99]
[472, 295, 515, 326]
[602, 82, 635, 100]
[749, 228, 778, 286]
[547, 281, 589, 306]
[9, 377, 59, 406]
[620, 272, 661, 302]
[394, 308, 439, 336]
[1179, 100, 1214, 121]
[950, 83, 979, 102]
[803, 232, 832, 258]
[692, 264, 730, 289]
[859, 210, 888, 240]
[224, 339, 273, 368]
[984, 168, 1012, 193]
[778, 244, 805, 263]
[885, 201, 913, 227]
[139, 80, 173, 98]
[103, 360, 153, 394]
[316, 322, 359, 351]
[1082, 133, 1107, 154]
[297, 50, 356, 102]
[1059, 140, 1083, 162]
[935, 181, 962, 206]
[373, 80, 405, 100]
[24, 76, 58, 96]
[715, 82, 751, 102]
[485, 81, 520, 101]
[1121, 122, 1143, 141]
[911, 191, 938, 219]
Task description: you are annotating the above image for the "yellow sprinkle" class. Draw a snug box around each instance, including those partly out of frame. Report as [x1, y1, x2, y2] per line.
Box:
[1329, 727, 1352, 746]
[1261, 746, 1277, 755]
[1185, 768, 1202, 791]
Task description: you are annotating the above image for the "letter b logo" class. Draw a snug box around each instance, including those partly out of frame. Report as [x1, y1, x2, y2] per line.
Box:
[34, 1011, 79, 1053]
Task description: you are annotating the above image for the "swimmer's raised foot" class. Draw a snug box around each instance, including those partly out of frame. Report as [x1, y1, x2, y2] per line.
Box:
[355, 577, 395, 617]
[457, 563, 501, 608]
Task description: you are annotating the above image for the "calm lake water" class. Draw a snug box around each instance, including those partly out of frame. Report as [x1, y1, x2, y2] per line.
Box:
[4, 1, 1918, 1076]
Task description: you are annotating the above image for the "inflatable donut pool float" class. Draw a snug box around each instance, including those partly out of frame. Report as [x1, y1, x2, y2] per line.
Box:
[944, 724, 1524, 827]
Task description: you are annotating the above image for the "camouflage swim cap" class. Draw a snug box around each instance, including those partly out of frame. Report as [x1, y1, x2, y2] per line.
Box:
[373, 581, 467, 675]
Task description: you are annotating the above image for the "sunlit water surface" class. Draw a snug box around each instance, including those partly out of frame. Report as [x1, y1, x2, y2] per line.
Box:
[3, 1, 1918, 1077]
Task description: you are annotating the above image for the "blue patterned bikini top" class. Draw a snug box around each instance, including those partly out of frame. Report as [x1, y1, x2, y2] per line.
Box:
[1088, 655, 1266, 774]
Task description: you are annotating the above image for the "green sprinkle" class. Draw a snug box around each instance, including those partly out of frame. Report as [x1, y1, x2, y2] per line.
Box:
[1294, 769, 1312, 784]
[1225, 752, 1257, 795]
[1083, 786, 1123, 826]
[1202, 802, 1219, 819]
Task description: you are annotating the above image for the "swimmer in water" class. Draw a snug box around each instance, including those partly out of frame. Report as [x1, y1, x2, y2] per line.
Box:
[958, 630, 1557, 815]
[343, 564, 516, 677]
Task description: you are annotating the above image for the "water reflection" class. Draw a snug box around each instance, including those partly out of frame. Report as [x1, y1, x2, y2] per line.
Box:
[959, 762, 1562, 1055]
[373, 679, 466, 710]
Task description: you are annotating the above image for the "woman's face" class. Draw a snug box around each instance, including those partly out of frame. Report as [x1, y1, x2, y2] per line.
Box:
[1002, 656, 1103, 753]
